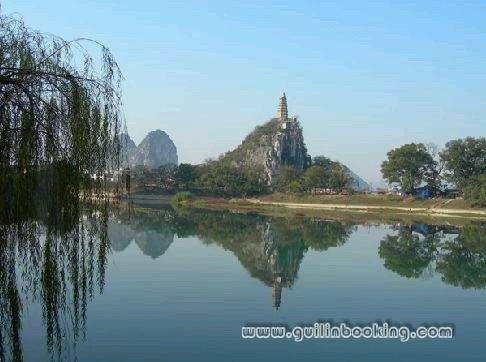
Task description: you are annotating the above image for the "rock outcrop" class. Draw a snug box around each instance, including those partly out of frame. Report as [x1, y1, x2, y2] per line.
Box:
[222, 117, 311, 183]
[120, 130, 178, 168]
[133, 130, 178, 168]
[119, 133, 137, 167]
[345, 168, 370, 191]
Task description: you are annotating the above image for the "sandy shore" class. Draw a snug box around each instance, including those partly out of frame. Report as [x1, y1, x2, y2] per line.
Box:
[245, 199, 486, 217]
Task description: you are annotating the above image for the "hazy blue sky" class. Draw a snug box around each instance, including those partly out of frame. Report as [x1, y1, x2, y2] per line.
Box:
[4, 0, 486, 183]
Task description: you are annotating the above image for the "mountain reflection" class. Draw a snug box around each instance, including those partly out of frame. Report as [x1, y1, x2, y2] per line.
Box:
[109, 205, 181, 258]
[117, 205, 355, 309]
[379, 223, 486, 288]
[2, 194, 486, 361]
[108, 219, 174, 259]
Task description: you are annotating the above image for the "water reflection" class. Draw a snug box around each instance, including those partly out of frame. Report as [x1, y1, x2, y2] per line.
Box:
[1, 196, 486, 361]
[379, 230, 438, 279]
[112, 205, 356, 309]
[0, 165, 110, 362]
[437, 225, 486, 289]
[379, 223, 486, 288]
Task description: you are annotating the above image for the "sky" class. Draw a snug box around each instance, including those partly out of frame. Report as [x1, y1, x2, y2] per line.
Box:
[3, 0, 486, 184]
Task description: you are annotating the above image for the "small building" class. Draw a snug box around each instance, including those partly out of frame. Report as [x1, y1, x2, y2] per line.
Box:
[388, 184, 402, 196]
[311, 187, 338, 195]
[442, 188, 461, 199]
[412, 185, 433, 199]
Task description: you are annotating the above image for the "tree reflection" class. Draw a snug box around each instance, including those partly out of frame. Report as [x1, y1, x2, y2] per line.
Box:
[436, 225, 486, 289]
[5, 189, 484, 361]
[109, 206, 355, 309]
[151, 209, 356, 309]
[0, 165, 111, 361]
[379, 223, 486, 288]
[379, 230, 437, 278]
[302, 219, 354, 251]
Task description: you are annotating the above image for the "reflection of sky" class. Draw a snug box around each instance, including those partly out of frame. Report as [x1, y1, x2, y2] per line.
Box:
[20, 224, 486, 361]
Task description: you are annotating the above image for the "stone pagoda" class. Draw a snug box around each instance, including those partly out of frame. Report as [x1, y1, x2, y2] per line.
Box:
[277, 92, 288, 119]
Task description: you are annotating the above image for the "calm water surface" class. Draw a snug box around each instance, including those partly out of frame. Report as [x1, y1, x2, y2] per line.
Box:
[4, 203, 486, 361]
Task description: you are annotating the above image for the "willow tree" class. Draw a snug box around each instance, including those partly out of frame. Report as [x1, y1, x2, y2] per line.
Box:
[0, 11, 125, 360]
[0, 10, 123, 182]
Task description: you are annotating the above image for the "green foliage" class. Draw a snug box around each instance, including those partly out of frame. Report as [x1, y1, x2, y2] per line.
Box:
[286, 180, 303, 193]
[0, 10, 123, 231]
[174, 163, 197, 190]
[303, 220, 353, 251]
[221, 119, 281, 165]
[437, 225, 486, 289]
[422, 143, 444, 196]
[464, 174, 486, 208]
[311, 156, 351, 192]
[312, 155, 335, 169]
[172, 191, 194, 204]
[381, 143, 434, 194]
[157, 165, 177, 189]
[329, 164, 350, 192]
[303, 165, 329, 190]
[386, 194, 403, 202]
[0, 11, 122, 176]
[379, 232, 437, 278]
[440, 137, 486, 189]
[274, 166, 302, 193]
[197, 163, 267, 197]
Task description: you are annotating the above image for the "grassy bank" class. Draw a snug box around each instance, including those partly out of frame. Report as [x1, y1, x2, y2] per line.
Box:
[123, 192, 486, 225]
[261, 193, 472, 210]
[186, 193, 486, 223]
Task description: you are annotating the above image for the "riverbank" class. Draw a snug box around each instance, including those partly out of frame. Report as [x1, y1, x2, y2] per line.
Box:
[122, 192, 486, 227]
[184, 193, 486, 222]
[261, 193, 474, 210]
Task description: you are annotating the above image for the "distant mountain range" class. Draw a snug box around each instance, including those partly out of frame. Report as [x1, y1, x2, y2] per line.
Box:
[120, 130, 178, 168]
[342, 166, 370, 191]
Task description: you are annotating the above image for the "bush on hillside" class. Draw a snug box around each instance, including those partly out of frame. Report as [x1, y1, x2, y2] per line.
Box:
[464, 175, 486, 208]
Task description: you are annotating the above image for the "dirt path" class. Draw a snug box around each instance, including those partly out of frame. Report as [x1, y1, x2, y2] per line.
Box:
[246, 199, 486, 217]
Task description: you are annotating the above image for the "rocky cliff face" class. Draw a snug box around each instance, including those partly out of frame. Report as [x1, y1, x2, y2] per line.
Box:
[223, 118, 310, 183]
[346, 168, 370, 191]
[120, 130, 178, 168]
[119, 133, 137, 167]
[133, 130, 178, 168]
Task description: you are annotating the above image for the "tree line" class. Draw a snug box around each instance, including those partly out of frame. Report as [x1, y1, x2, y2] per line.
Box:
[131, 136, 486, 208]
[130, 155, 352, 197]
[381, 137, 485, 207]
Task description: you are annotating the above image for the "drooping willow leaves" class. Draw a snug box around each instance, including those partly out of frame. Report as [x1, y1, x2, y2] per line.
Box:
[0, 9, 124, 208]
[0, 9, 124, 361]
[0, 201, 112, 362]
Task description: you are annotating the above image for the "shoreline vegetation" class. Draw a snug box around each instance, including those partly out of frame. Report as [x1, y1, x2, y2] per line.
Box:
[124, 137, 486, 211]
[123, 192, 486, 224]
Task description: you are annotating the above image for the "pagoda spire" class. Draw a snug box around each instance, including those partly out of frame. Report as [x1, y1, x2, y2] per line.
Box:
[272, 277, 282, 310]
[277, 92, 288, 119]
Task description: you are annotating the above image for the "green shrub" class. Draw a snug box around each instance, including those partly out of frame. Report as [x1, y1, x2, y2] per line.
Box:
[464, 174, 486, 208]
[172, 191, 194, 204]
[386, 194, 403, 202]
[274, 166, 302, 193]
[197, 163, 268, 197]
